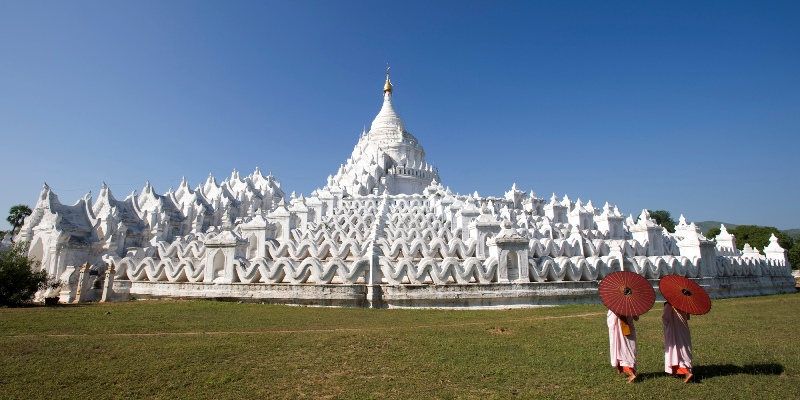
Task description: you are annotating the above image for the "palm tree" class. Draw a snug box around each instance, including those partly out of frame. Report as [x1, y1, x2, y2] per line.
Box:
[7, 204, 32, 236]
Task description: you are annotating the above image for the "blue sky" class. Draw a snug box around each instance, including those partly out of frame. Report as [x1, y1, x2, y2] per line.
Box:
[1, 1, 798, 231]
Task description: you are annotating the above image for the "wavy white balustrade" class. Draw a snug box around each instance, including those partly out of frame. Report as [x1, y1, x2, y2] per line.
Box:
[384, 225, 454, 242]
[716, 256, 789, 277]
[377, 237, 477, 259]
[624, 256, 699, 278]
[529, 256, 616, 282]
[379, 256, 495, 284]
[295, 224, 374, 244]
[233, 257, 369, 284]
[103, 254, 205, 282]
[375, 254, 701, 285]
[155, 239, 206, 259]
[265, 239, 370, 259]
[104, 245, 785, 286]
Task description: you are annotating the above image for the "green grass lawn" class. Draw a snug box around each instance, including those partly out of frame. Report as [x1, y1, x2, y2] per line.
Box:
[2, 293, 799, 399]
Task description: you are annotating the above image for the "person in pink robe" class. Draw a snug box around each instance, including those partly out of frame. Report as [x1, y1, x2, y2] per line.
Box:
[662, 302, 693, 383]
[607, 310, 638, 383]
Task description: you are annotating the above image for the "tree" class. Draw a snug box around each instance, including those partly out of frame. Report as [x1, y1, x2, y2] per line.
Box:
[647, 210, 676, 233]
[0, 242, 49, 306]
[788, 245, 800, 270]
[6, 204, 32, 236]
[728, 225, 794, 252]
[705, 227, 721, 239]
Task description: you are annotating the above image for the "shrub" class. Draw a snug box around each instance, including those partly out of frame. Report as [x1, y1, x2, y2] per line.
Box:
[788, 245, 800, 270]
[0, 242, 49, 306]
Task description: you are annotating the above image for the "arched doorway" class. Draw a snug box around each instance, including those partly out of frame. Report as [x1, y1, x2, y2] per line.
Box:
[506, 251, 519, 281]
[246, 235, 258, 259]
[212, 250, 225, 282]
[29, 238, 47, 273]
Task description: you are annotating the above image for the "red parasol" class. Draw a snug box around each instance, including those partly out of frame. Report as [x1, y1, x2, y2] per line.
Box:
[659, 275, 711, 315]
[598, 271, 656, 317]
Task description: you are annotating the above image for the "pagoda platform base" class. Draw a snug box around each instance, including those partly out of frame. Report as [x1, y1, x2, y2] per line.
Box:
[109, 275, 796, 309]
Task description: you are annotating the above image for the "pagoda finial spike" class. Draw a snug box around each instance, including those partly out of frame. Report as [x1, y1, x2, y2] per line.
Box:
[383, 65, 393, 93]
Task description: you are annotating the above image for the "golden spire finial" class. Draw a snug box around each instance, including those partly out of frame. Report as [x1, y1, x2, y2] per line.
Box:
[383, 64, 392, 93]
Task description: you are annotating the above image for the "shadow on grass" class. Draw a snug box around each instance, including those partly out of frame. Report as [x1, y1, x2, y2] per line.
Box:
[634, 363, 784, 383]
[632, 372, 668, 382]
[692, 363, 784, 382]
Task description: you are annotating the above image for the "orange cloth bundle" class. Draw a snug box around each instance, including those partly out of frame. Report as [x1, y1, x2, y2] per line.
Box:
[619, 317, 631, 336]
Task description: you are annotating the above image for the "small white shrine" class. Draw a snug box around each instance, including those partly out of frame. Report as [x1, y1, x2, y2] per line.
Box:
[11, 71, 795, 307]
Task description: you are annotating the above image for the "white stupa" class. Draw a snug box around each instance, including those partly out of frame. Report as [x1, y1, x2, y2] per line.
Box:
[325, 68, 438, 196]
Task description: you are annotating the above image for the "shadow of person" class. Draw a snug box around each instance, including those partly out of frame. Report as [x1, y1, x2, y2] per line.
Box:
[692, 363, 784, 382]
